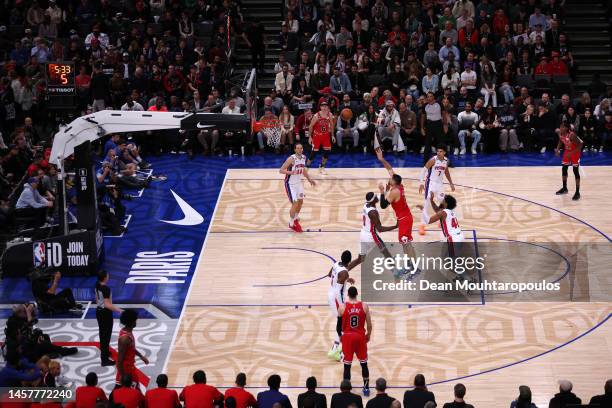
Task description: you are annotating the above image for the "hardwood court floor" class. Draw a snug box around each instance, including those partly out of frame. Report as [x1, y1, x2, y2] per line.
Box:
[166, 167, 612, 407]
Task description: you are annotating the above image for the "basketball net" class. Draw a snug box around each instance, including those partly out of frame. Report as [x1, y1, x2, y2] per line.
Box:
[262, 118, 282, 148]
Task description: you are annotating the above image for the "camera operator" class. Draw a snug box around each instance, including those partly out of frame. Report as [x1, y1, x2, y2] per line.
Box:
[97, 184, 127, 236]
[3, 303, 78, 363]
[31, 270, 82, 312]
[104, 150, 149, 190]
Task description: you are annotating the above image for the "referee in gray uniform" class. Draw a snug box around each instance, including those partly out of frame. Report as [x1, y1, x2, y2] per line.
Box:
[95, 270, 122, 366]
[420, 92, 445, 164]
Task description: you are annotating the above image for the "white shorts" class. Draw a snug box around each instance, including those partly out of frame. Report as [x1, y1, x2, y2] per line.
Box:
[285, 182, 304, 203]
[327, 286, 344, 315]
[445, 232, 465, 243]
[425, 182, 445, 201]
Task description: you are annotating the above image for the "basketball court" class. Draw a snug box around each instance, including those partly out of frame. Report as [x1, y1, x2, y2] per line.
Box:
[163, 166, 612, 407]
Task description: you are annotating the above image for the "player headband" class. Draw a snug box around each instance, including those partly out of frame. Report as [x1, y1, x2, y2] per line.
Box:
[366, 193, 377, 203]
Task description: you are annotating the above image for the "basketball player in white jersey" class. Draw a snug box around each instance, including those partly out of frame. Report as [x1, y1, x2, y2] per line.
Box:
[418, 145, 455, 236]
[327, 250, 354, 361]
[279, 143, 316, 232]
[347, 192, 397, 272]
[418, 193, 467, 280]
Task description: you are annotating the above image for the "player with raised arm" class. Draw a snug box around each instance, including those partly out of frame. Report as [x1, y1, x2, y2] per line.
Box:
[327, 250, 355, 361]
[279, 143, 316, 232]
[418, 145, 456, 236]
[307, 101, 336, 175]
[338, 286, 372, 397]
[347, 192, 397, 272]
[418, 193, 472, 284]
[555, 122, 583, 201]
[419, 193, 465, 244]
[375, 149, 420, 277]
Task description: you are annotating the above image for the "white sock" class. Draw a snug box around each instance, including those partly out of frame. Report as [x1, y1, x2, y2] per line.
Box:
[421, 199, 430, 225]
[290, 216, 296, 225]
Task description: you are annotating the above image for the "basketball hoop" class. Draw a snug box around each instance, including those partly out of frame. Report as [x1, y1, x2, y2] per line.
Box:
[261, 119, 282, 148]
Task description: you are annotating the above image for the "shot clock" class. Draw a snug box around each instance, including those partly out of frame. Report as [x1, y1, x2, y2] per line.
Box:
[45, 62, 76, 109]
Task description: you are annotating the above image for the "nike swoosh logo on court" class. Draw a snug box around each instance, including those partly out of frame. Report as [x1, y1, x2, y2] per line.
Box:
[196, 122, 214, 129]
[160, 190, 204, 226]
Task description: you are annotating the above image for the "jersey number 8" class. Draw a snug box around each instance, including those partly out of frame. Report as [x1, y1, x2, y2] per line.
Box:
[350, 315, 359, 328]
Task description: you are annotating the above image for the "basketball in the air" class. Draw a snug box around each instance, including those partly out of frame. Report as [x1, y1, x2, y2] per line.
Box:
[340, 108, 353, 121]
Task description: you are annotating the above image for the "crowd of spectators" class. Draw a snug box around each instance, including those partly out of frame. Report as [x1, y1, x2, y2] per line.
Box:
[0, 0, 241, 233]
[2, 365, 610, 408]
[251, 0, 612, 158]
[0, 0, 611, 205]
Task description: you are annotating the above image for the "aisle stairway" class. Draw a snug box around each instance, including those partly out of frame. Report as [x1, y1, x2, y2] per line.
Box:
[234, 0, 284, 92]
[565, 0, 612, 93]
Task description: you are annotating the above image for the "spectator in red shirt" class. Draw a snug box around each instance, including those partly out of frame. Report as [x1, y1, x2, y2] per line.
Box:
[386, 25, 407, 47]
[550, 52, 569, 76]
[492, 9, 509, 37]
[458, 19, 479, 49]
[162, 64, 185, 94]
[225, 373, 258, 408]
[180, 370, 224, 408]
[148, 96, 169, 112]
[72, 372, 107, 408]
[112, 375, 145, 408]
[145, 374, 181, 408]
[535, 57, 553, 76]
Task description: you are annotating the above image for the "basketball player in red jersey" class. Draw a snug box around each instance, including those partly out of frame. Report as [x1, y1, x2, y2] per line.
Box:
[116, 309, 149, 387]
[307, 101, 335, 175]
[337, 286, 372, 397]
[375, 149, 420, 276]
[555, 122, 583, 201]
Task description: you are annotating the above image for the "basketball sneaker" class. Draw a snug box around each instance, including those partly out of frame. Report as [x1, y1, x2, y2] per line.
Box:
[419, 224, 426, 235]
[319, 166, 327, 175]
[362, 387, 370, 397]
[572, 191, 580, 201]
[289, 222, 300, 232]
[327, 344, 338, 359]
[330, 344, 342, 361]
[294, 219, 304, 232]
[556, 187, 568, 195]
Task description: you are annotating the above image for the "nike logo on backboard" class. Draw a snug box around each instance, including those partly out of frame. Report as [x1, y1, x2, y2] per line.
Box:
[160, 190, 204, 226]
[196, 122, 214, 129]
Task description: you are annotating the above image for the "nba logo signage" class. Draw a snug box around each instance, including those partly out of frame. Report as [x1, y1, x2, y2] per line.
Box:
[33, 241, 63, 268]
[33, 242, 46, 267]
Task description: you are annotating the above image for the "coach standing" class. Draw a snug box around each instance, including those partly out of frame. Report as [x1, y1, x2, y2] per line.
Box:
[95, 270, 122, 367]
[420, 92, 445, 163]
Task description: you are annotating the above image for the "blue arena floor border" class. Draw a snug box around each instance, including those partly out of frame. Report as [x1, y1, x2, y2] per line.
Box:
[0, 152, 610, 318]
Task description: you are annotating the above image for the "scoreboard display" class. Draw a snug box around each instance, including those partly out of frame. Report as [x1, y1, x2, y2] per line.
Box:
[45, 62, 76, 109]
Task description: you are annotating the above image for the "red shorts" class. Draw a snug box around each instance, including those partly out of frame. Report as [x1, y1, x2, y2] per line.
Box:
[398, 215, 413, 243]
[312, 132, 331, 151]
[342, 332, 368, 364]
[562, 150, 581, 166]
[116, 365, 138, 384]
